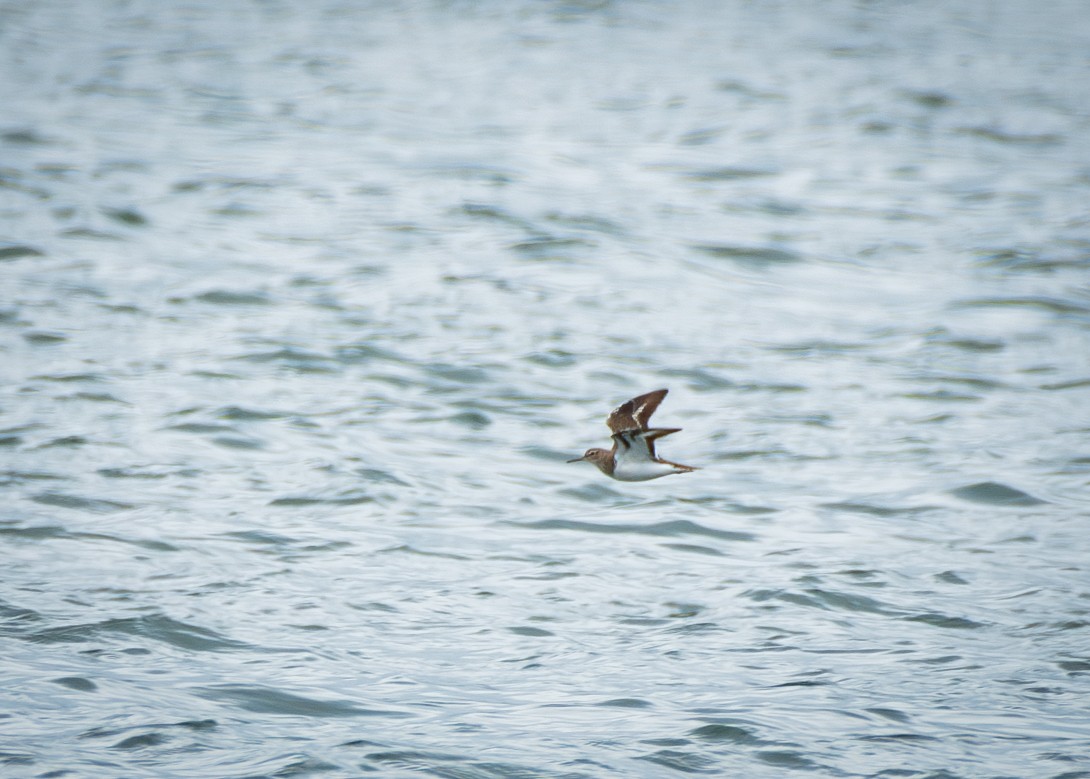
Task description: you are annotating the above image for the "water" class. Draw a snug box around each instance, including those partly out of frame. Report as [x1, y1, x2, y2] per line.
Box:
[3, 1, 1090, 777]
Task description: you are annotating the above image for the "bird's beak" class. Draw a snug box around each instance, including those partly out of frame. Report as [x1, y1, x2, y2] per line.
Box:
[566, 455, 586, 463]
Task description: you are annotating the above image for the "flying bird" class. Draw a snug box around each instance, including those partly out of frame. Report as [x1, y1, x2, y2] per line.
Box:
[567, 389, 698, 481]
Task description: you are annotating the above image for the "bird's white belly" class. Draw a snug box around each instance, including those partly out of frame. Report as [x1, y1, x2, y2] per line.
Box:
[611, 460, 677, 481]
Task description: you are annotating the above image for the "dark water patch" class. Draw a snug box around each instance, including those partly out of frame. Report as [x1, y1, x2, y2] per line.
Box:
[347, 601, 400, 614]
[0, 751, 34, 767]
[0, 599, 40, 623]
[644, 737, 691, 747]
[356, 467, 410, 486]
[425, 362, 490, 384]
[269, 491, 373, 507]
[0, 470, 66, 485]
[866, 707, 912, 723]
[683, 166, 777, 181]
[196, 684, 409, 718]
[802, 592, 893, 618]
[209, 202, 263, 218]
[190, 369, 244, 379]
[23, 330, 66, 344]
[930, 335, 1005, 352]
[449, 410, 492, 429]
[73, 533, 179, 553]
[50, 676, 97, 691]
[901, 390, 980, 402]
[167, 422, 236, 434]
[822, 501, 939, 517]
[904, 612, 985, 630]
[379, 545, 469, 561]
[914, 374, 1006, 391]
[957, 126, 1063, 146]
[769, 340, 868, 354]
[557, 483, 626, 502]
[2, 128, 55, 145]
[1057, 658, 1090, 675]
[510, 235, 595, 260]
[934, 571, 969, 585]
[513, 570, 578, 581]
[364, 750, 586, 779]
[661, 543, 725, 557]
[517, 518, 755, 543]
[457, 201, 534, 229]
[428, 163, 517, 184]
[216, 405, 286, 421]
[597, 697, 652, 709]
[745, 587, 897, 615]
[224, 529, 299, 546]
[0, 524, 69, 542]
[662, 366, 735, 390]
[689, 723, 761, 744]
[98, 465, 189, 480]
[213, 435, 265, 450]
[234, 347, 337, 373]
[508, 625, 554, 637]
[953, 296, 1090, 317]
[976, 247, 1090, 273]
[1040, 378, 1090, 391]
[679, 497, 776, 515]
[679, 125, 726, 145]
[770, 678, 829, 688]
[691, 244, 801, 265]
[27, 613, 251, 652]
[30, 492, 136, 513]
[667, 621, 726, 636]
[715, 79, 785, 99]
[857, 733, 938, 743]
[620, 617, 669, 627]
[67, 391, 127, 403]
[192, 289, 271, 306]
[544, 211, 625, 236]
[61, 226, 123, 241]
[37, 435, 91, 449]
[755, 750, 818, 769]
[638, 749, 719, 774]
[32, 372, 104, 383]
[334, 341, 403, 364]
[98, 303, 147, 316]
[173, 176, 279, 193]
[949, 481, 1046, 506]
[525, 349, 577, 368]
[741, 197, 806, 216]
[101, 207, 147, 226]
[111, 732, 167, 750]
[903, 89, 954, 108]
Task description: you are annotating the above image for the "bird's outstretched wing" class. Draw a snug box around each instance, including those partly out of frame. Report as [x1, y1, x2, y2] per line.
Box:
[612, 427, 681, 462]
[607, 389, 669, 433]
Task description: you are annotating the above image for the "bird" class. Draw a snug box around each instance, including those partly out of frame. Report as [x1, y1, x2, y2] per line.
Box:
[567, 389, 698, 481]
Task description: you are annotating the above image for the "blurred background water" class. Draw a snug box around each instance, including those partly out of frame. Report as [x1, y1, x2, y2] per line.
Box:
[3, 1, 1090, 777]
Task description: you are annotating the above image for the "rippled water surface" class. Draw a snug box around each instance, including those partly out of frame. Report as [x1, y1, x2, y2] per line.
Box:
[3, 1, 1090, 777]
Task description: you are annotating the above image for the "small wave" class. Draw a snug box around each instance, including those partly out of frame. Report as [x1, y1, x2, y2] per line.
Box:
[638, 749, 720, 773]
[196, 684, 410, 718]
[515, 518, 755, 543]
[193, 289, 271, 306]
[948, 481, 1046, 506]
[25, 613, 251, 652]
[30, 492, 136, 513]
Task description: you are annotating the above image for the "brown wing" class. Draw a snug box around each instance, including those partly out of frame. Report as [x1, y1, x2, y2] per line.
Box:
[607, 389, 669, 433]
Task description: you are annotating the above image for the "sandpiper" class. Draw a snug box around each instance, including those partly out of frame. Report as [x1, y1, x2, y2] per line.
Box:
[567, 389, 698, 481]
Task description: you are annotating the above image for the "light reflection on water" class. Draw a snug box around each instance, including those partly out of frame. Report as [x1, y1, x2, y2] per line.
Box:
[3, 1, 1090, 777]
